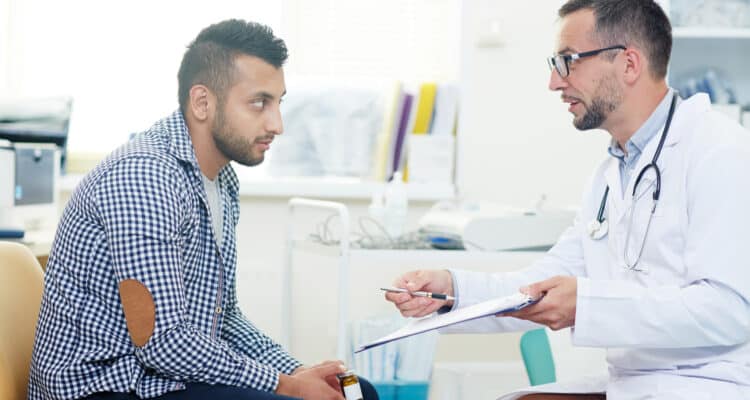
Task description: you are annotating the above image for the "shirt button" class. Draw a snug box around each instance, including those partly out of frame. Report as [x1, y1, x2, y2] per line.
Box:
[215, 307, 223, 314]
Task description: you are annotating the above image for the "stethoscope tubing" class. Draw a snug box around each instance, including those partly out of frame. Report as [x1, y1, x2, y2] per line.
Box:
[591, 93, 679, 270]
[596, 92, 678, 222]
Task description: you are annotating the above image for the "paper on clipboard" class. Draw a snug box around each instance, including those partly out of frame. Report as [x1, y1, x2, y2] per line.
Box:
[355, 292, 539, 353]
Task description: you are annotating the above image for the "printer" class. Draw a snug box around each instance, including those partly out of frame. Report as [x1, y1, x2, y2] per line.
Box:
[418, 201, 576, 251]
[0, 97, 70, 235]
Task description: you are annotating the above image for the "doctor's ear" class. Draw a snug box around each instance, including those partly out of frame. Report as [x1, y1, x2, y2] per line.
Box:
[621, 48, 644, 85]
[188, 85, 213, 122]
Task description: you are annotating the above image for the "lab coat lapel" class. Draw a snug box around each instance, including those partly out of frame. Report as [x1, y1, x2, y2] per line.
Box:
[620, 93, 701, 217]
[603, 158, 626, 224]
[622, 133, 663, 215]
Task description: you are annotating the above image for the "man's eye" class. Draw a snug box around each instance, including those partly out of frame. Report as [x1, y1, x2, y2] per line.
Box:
[250, 99, 265, 109]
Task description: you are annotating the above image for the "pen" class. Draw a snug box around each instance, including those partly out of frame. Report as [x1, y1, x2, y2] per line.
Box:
[380, 287, 455, 301]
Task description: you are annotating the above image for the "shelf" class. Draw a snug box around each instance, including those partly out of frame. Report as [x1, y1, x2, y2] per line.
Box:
[673, 27, 750, 39]
[59, 174, 456, 201]
[291, 239, 544, 263]
[235, 176, 455, 201]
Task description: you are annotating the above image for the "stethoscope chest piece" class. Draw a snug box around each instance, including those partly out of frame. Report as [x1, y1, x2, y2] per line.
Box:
[588, 219, 609, 240]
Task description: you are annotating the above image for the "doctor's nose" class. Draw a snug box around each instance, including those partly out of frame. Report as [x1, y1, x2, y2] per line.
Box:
[548, 68, 568, 92]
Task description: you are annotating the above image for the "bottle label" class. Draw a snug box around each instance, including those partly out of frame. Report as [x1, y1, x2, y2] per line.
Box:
[343, 383, 364, 400]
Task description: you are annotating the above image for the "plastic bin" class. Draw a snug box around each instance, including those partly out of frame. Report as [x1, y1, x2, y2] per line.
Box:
[371, 380, 429, 400]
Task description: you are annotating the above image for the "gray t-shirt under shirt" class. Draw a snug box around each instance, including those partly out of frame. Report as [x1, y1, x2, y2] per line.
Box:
[201, 174, 224, 247]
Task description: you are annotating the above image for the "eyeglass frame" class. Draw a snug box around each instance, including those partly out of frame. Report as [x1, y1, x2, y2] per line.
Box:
[547, 45, 626, 78]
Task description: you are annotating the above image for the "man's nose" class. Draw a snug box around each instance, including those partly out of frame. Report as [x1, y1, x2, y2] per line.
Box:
[266, 108, 283, 135]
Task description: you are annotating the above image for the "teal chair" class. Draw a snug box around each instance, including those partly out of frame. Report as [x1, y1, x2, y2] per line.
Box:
[520, 328, 556, 386]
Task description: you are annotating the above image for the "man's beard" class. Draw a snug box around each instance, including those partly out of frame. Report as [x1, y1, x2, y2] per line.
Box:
[574, 74, 621, 130]
[212, 108, 264, 167]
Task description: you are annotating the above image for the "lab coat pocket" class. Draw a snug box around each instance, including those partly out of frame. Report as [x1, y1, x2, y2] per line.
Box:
[623, 198, 683, 277]
[622, 194, 657, 265]
[632, 176, 656, 203]
[632, 177, 672, 218]
[653, 390, 711, 399]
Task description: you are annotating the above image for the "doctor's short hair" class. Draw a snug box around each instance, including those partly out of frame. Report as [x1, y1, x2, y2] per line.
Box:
[558, 0, 672, 80]
[177, 19, 288, 114]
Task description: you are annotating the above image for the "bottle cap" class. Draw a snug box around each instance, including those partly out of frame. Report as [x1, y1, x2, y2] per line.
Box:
[336, 369, 357, 379]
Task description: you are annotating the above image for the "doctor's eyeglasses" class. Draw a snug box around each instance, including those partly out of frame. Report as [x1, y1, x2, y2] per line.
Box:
[547, 45, 626, 78]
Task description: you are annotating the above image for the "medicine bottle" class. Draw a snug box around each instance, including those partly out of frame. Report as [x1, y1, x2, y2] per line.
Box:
[337, 370, 364, 400]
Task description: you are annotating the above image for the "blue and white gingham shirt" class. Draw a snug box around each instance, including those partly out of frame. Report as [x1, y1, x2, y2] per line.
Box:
[28, 111, 301, 399]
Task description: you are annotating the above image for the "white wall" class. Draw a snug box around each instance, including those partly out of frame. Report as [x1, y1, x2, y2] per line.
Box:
[0, 0, 8, 93]
[457, 0, 610, 209]
[281, 0, 460, 83]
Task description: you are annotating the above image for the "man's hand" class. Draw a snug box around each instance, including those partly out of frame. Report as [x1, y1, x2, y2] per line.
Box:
[277, 361, 346, 399]
[293, 360, 347, 393]
[385, 270, 454, 318]
[502, 275, 577, 331]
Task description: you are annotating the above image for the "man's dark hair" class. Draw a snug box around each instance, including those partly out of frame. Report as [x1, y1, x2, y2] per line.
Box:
[559, 0, 671, 79]
[177, 19, 288, 114]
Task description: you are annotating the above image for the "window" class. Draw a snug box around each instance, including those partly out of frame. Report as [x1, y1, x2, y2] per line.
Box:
[2, 0, 459, 174]
[2, 0, 281, 154]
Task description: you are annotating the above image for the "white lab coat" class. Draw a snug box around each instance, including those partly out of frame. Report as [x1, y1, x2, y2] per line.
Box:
[446, 94, 750, 399]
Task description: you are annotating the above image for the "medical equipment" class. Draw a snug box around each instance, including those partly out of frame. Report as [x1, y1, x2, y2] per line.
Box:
[586, 186, 609, 240]
[588, 93, 679, 271]
[418, 201, 575, 251]
[0, 141, 20, 235]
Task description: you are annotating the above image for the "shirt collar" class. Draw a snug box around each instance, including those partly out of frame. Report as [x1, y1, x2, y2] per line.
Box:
[164, 110, 239, 195]
[607, 88, 676, 163]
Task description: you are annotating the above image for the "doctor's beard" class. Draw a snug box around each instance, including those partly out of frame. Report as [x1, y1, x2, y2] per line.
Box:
[574, 73, 622, 130]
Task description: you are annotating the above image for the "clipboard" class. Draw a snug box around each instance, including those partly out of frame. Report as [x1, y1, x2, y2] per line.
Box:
[356, 292, 539, 353]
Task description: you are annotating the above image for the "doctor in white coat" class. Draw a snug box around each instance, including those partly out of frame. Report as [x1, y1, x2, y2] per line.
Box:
[385, 0, 750, 399]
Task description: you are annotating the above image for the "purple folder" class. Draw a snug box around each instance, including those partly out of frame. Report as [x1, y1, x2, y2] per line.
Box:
[391, 94, 413, 177]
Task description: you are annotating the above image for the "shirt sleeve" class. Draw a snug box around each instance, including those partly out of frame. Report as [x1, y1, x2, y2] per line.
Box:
[573, 133, 750, 348]
[221, 279, 302, 374]
[95, 156, 281, 392]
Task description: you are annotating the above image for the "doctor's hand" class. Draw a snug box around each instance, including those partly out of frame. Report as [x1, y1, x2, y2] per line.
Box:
[502, 275, 577, 331]
[385, 269, 454, 318]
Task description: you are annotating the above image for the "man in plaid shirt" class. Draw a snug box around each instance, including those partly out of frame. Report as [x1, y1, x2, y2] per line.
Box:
[28, 19, 377, 400]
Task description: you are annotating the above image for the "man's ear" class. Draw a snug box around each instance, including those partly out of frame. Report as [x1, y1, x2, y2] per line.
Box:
[622, 47, 644, 85]
[188, 84, 212, 122]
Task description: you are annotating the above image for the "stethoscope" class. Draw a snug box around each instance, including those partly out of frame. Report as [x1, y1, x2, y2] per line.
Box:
[587, 93, 679, 270]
